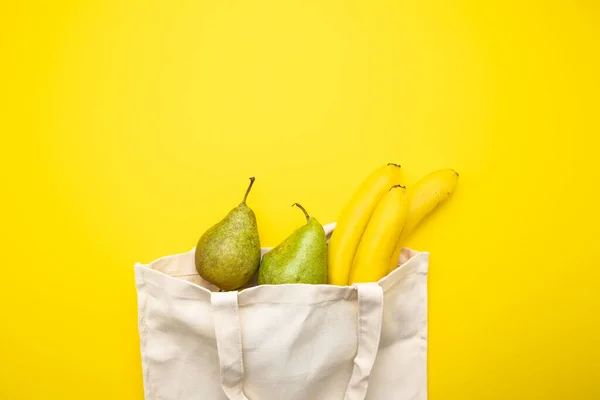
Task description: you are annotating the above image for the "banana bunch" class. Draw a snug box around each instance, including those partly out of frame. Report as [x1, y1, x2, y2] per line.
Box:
[328, 164, 458, 285]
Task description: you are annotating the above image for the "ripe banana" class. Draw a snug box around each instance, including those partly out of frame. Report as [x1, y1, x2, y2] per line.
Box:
[328, 163, 403, 285]
[349, 185, 408, 284]
[388, 168, 459, 272]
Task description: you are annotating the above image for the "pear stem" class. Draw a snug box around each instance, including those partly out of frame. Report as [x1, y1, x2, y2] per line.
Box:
[243, 177, 255, 204]
[292, 203, 310, 221]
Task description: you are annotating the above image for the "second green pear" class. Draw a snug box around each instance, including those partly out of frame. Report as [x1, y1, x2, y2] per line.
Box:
[258, 204, 327, 285]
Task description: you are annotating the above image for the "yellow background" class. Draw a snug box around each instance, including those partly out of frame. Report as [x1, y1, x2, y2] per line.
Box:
[2, 0, 599, 398]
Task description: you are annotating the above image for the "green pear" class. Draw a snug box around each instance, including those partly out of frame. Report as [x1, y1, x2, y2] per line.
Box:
[195, 177, 261, 291]
[258, 203, 327, 285]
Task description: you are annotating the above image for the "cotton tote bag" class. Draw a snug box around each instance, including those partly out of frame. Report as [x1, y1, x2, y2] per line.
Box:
[134, 223, 429, 399]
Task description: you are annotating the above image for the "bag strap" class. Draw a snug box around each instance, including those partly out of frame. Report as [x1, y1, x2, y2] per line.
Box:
[211, 291, 249, 400]
[344, 282, 384, 400]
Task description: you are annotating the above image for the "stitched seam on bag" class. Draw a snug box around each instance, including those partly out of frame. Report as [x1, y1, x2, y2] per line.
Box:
[144, 260, 424, 301]
[344, 289, 364, 399]
[233, 300, 245, 398]
[137, 267, 213, 299]
[143, 266, 412, 303]
[419, 267, 428, 400]
[419, 282, 428, 342]
[144, 286, 208, 302]
[233, 297, 244, 396]
[237, 298, 355, 307]
[138, 274, 155, 400]
[358, 291, 364, 386]
[143, 317, 155, 400]
[141, 267, 365, 302]
[140, 275, 211, 300]
[214, 296, 247, 400]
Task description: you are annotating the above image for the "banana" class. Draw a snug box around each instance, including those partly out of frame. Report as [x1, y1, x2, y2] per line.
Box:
[349, 185, 408, 284]
[388, 168, 459, 272]
[328, 163, 403, 285]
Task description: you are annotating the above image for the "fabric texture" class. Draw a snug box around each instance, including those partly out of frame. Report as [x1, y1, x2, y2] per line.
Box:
[134, 223, 428, 400]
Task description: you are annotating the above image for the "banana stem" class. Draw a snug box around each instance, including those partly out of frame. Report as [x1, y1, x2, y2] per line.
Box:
[292, 203, 310, 221]
[389, 184, 406, 191]
[243, 177, 255, 204]
[387, 163, 401, 168]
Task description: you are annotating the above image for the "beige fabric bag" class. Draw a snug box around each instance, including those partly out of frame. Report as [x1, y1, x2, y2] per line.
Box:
[134, 223, 428, 400]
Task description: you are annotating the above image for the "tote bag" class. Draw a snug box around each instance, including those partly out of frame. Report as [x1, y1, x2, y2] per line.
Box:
[134, 223, 429, 399]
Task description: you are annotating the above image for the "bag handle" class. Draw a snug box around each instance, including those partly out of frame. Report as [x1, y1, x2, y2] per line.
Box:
[344, 282, 384, 400]
[211, 282, 383, 400]
[211, 291, 249, 400]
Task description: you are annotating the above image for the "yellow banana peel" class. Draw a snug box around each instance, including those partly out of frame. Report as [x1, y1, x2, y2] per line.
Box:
[389, 168, 458, 272]
[328, 163, 403, 285]
[349, 185, 408, 284]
